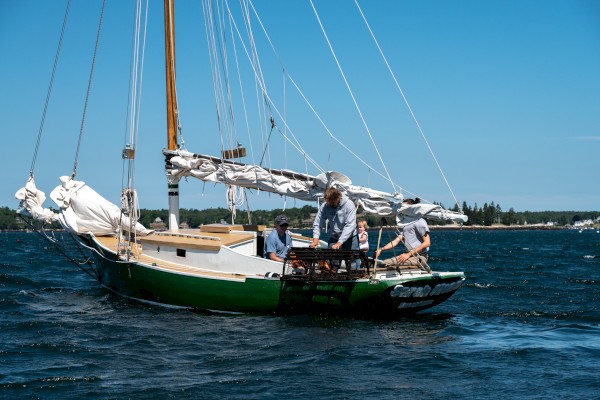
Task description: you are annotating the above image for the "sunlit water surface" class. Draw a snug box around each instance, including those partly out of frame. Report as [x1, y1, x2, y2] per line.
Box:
[1, 229, 599, 399]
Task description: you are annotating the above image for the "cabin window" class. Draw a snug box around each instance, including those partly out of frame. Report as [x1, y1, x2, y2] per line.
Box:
[176, 248, 186, 257]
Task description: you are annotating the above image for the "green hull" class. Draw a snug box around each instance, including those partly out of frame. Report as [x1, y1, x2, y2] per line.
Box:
[91, 247, 464, 318]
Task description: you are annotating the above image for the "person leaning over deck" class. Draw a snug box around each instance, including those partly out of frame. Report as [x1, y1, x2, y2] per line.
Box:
[263, 214, 292, 262]
[309, 187, 358, 250]
[374, 198, 430, 267]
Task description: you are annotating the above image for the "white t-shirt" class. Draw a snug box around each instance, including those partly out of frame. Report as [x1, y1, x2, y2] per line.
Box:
[359, 230, 369, 251]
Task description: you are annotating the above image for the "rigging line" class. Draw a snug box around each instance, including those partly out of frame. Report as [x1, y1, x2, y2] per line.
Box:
[213, 0, 236, 155]
[126, 1, 147, 183]
[122, 0, 139, 190]
[225, 3, 324, 174]
[72, 0, 106, 178]
[226, 1, 256, 160]
[18, 215, 99, 281]
[133, 1, 149, 180]
[236, 0, 265, 157]
[227, 7, 256, 165]
[216, 1, 240, 154]
[202, 1, 219, 126]
[258, 120, 276, 166]
[283, 67, 288, 170]
[221, 0, 248, 156]
[128, 0, 142, 152]
[212, 1, 230, 152]
[203, 0, 226, 152]
[309, 0, 395, 193]
[232, 7, 285, 172]
[237, 0, 273, 166]
[285, 73, 393, 186]
[233, 2, 399, 184]
[131, 1, 149, 153]
[354, 0, 461, 209]
[246, 0, 397, 189]
[30, 0, 71, 176]
[239, 1, 272, 117]
[120, 0, 143, 231]
[246, 0, 321, 174]
[122, 0, 149, 242]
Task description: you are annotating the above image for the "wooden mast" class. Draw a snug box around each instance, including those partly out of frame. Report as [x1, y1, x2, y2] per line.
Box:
[164, 0, 180, 231]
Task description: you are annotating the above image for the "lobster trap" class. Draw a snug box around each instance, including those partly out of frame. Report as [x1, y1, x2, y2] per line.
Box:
[282, 247, 371, 281]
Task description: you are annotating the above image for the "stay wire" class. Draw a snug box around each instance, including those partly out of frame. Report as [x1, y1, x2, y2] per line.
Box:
[309, 0, 395, 193]
[72, 0, 106, 179]
[30, 0, 71, 176]
[247, 0, 392, 186]
[17, 214, 99, 282]
[224, 3, 325, 174]
[227, 3, 256, 165]
[354, 0, 461, 210]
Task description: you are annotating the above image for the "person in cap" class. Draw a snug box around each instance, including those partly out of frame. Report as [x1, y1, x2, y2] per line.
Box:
[263, 214, 292, 262]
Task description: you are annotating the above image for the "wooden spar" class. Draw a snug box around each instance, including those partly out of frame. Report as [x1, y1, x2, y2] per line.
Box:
[164, 0, 180, 231]
[164, 0, 178, 150]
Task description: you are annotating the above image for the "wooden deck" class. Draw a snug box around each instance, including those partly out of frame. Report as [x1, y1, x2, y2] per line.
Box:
[94, 235, 249, 280]
[140, 231, 255, 251]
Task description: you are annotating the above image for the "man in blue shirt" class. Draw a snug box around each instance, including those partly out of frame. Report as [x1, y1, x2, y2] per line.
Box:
[264, 214, 292, 262]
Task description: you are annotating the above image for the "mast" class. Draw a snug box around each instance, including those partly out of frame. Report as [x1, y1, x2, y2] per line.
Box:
[164, 0, 180, 231]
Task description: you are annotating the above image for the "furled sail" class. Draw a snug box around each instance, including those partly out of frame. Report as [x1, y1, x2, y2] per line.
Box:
[166, 149, 468, 224]
[15, 176, 152, 236]
[49, 176, 152, 236]
[15, 176, 58, 224]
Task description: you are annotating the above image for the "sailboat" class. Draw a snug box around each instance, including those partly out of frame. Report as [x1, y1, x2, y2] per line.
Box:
[15, 0, 468, 318]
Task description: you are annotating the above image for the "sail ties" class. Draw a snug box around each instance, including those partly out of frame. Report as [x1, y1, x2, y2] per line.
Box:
[226, 186, 238, 223]
[120, 188, 140, 226]
[15, 176, 58, 225]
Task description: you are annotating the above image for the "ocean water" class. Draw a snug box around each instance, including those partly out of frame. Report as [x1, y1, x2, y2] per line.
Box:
[1, 229, 599, 399]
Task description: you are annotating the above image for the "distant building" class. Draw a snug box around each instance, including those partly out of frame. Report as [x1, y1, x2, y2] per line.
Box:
[179, 221, 190, 229]
[301, 213, 317, 228]
[573, 219, 594, 227]
[150, 217, 166, 230]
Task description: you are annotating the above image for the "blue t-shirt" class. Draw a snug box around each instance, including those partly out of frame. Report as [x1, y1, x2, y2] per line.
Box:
[263, 229, 292, 259]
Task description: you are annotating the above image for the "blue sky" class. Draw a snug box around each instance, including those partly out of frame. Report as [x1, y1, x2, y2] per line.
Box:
[2, 0, 599, 214]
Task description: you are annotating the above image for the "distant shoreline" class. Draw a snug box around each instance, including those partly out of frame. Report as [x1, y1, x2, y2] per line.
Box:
[367, 225, 580, 231]
[429, 225, 566, 231]
[4, 225, 593, 233]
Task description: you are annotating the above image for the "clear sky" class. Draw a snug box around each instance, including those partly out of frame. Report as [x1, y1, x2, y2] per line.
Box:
[2, 0, 599, 214]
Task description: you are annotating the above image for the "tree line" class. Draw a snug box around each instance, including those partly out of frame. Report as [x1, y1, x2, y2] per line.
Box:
[451, 202, 598, 227]
[2, 204, 598, 231]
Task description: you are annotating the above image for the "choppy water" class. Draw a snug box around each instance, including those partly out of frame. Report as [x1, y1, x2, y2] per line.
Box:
[1, 229, 599, 399]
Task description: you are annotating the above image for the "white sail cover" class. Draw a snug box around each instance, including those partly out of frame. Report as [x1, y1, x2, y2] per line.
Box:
[46, 176, 152, 236]
[15, 176, 58, 224]
[167, 150, 468, 224]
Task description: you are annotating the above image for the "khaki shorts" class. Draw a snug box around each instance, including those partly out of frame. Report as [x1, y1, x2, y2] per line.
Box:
[380, 254, 428, 268]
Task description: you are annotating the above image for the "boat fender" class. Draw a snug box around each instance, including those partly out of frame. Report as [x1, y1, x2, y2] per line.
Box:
[265, 272, 280, 278]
